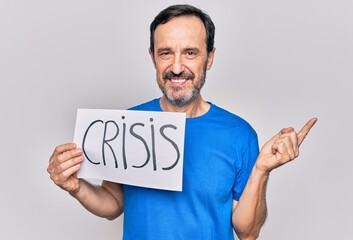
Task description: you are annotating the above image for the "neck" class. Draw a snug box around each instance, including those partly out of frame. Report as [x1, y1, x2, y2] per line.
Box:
[160, 95, 210, 118]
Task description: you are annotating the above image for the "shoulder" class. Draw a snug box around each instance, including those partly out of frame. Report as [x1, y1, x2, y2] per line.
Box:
[210, 103, 256, 133]
[128, 98, 162, 111]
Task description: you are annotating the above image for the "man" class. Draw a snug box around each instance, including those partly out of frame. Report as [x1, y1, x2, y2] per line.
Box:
[47, 4, 317, 240]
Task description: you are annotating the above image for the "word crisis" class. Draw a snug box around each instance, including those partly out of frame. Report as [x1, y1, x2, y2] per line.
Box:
[81, 116, 181, 171]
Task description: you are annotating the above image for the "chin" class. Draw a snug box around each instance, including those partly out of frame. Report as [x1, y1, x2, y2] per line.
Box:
[167, 93, 199, 107]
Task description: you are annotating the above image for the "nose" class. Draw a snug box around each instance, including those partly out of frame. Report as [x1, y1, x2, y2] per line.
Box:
[171, 55, 184, 75]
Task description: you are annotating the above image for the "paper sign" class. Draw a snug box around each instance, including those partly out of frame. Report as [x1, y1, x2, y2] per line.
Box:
[73, 109, 186, 191]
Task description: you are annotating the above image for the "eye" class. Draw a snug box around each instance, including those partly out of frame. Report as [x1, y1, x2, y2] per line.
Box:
[186, 51, 195, 56]
[185, 49, 198, 59]
[159, 51, 171, 59]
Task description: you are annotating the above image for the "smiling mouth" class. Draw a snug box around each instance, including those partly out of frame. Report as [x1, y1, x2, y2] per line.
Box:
[169, 78, 188, 87]
[171, 78, 187, 83]
[163, 71, 195, 84]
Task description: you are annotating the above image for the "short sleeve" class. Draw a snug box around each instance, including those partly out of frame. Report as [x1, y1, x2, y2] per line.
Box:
[233, 133, 259, 201]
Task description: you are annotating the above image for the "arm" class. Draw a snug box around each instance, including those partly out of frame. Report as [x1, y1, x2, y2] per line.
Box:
[232, 168, 268, 240]
[47, 143, 124, 220]
[232, 118, 317, 239]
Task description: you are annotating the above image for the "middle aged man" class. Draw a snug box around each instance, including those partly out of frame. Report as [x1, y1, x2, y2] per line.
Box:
[48, 4, 317, 240]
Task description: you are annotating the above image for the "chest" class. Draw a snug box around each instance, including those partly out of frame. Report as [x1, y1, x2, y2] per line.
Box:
[182, 125, 243, 201]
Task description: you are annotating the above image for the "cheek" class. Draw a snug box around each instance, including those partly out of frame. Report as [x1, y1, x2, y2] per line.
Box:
[155, 64, 168, 78]
[155, 59, 171, 70]
[187, 60, 205, 73]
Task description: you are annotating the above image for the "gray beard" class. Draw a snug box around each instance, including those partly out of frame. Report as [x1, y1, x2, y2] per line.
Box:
[160, 67, 207, 107]
[161, 85, 200, 107]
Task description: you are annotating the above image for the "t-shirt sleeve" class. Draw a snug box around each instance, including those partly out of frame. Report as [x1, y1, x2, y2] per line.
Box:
[232, 131, 259, 201]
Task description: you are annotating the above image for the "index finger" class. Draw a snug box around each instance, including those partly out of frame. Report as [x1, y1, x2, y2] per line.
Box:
[50, 143, 77, 159]
[298, 117, 318, 146]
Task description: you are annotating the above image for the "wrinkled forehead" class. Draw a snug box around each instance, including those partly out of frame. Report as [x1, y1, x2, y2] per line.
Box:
[153, 16, 207, 50]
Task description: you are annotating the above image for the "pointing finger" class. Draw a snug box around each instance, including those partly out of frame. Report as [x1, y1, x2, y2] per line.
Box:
[298, 118, 318, 146]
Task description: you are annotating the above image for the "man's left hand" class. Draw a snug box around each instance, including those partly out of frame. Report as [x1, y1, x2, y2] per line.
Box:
[255, 118, 318, 174]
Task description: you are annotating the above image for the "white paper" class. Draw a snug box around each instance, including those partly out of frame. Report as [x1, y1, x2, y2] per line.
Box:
[73, 109, 186, 191]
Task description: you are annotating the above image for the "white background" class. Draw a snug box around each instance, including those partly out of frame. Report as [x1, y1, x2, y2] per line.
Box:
[0, 0, 352, 239]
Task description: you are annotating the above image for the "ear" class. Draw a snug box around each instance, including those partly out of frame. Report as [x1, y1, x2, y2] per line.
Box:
[206, 48, 216, 70]
[148, 48, 156, 68]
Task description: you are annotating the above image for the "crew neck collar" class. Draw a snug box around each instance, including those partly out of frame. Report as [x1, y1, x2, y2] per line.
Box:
[155, 97, 214, 121]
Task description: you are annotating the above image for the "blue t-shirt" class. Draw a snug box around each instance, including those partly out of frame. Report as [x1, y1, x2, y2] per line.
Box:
[123, 98, 259, 240]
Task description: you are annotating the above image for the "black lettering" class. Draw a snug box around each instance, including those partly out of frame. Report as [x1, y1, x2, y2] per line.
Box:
[82, 120, 103, 165]
[122, 116, 127, 169]
[160, 124, 180, 170]
[102, 120, 119, 168]
[81, 116, 181, 173]
[150, 118, 157, 171]
[130, 123, 151, 169]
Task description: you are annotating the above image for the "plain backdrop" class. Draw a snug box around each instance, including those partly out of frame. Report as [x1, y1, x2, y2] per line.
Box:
[1, 0, 352, 239]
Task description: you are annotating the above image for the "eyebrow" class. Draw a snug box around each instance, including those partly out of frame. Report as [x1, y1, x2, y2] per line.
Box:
[184, 48, 200, 53]
[157, 48, 172, 54]
[156, 47, 201, 53]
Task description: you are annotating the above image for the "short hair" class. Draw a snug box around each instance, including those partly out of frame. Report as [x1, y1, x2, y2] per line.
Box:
[150, 4, 215, 55]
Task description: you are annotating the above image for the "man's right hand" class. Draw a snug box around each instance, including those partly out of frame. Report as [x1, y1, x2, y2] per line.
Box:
[47, 143, 84, 193]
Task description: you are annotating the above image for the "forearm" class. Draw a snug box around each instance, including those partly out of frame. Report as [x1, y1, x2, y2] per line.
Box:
[232, 167, 269, 239]
[69, 179, 123, 220]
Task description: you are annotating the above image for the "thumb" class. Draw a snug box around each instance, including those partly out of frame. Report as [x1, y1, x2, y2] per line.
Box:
[261, 127, 294, 154]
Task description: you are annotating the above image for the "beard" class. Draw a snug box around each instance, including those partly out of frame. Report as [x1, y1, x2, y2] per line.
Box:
[158, 64, 207, 107]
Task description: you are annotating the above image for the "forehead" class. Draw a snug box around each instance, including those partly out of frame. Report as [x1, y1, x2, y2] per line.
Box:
[154, 16, 207, 49]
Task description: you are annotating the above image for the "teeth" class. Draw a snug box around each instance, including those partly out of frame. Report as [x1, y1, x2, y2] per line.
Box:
[171, 79, 186, 83]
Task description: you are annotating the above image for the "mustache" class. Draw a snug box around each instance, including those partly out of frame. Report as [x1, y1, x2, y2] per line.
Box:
[163, 71, 195, 80]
